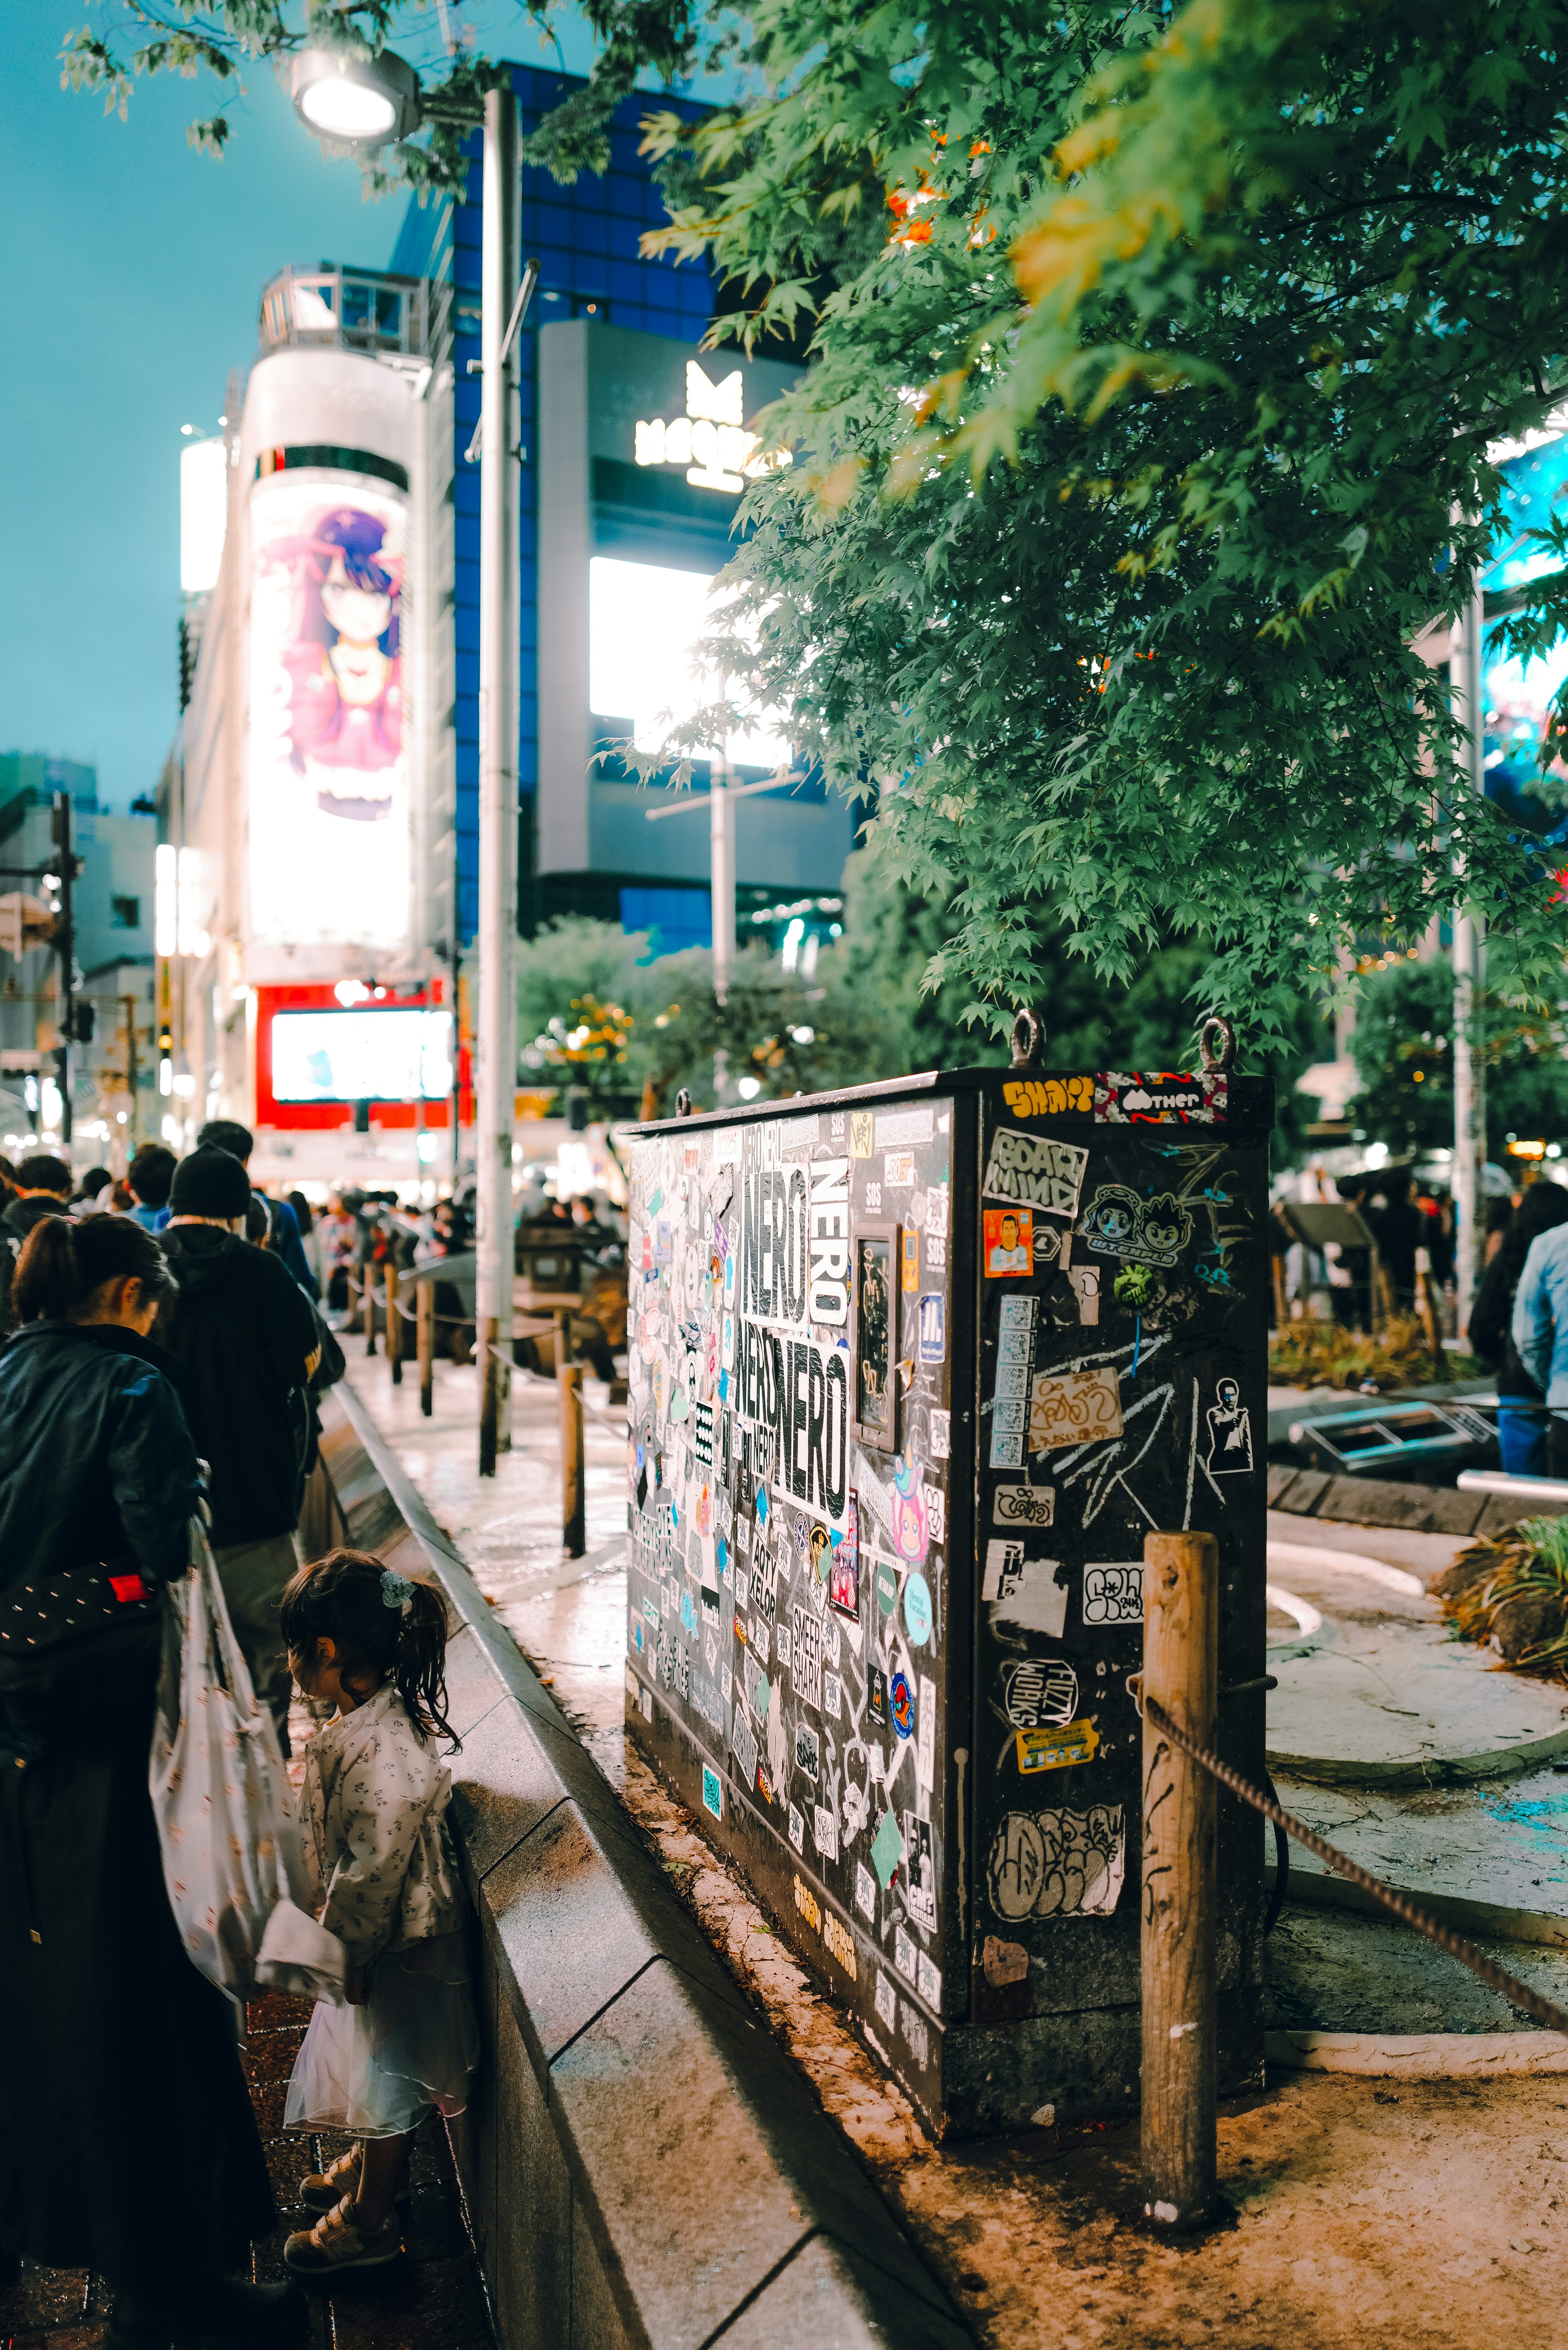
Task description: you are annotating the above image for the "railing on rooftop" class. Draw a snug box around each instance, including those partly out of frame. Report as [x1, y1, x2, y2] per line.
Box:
[258, 266, 448, 362]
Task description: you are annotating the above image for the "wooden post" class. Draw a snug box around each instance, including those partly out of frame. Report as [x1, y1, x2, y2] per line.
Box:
[559, 1363, 586, 1558]
[1141, 1529, 1218, 2233]
[1270, 1252, 1288, 1335]
[479, 1319, 501, 1477]
[417, 1272, 435, 1418]
[386, 1262, 403, 1385]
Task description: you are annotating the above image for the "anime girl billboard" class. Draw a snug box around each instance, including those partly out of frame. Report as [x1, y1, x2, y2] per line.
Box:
[248, 472, 412, 951]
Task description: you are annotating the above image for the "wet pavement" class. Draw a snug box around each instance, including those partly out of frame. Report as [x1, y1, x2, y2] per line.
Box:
[0, 1989, 494, 2350]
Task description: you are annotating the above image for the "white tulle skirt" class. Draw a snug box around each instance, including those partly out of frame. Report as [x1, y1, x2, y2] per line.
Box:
[284, 1934, 479, 2140]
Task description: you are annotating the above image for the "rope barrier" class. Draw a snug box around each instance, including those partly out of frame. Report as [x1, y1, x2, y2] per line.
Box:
[1138, 1688, 1568, 2036]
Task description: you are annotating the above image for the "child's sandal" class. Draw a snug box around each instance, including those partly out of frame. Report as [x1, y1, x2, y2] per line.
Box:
[283, 2196, 402, 2279]
[298, 2145, 410, 2216]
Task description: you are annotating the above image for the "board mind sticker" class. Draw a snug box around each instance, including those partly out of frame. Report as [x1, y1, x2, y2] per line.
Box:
[983, 1128, 1090, 1222]
[1094, 1071, 1227, 1125]
[985, 1805, 1126, 1922]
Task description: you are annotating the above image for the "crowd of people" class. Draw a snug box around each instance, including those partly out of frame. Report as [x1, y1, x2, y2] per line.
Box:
[0, 1122, 482, 2347]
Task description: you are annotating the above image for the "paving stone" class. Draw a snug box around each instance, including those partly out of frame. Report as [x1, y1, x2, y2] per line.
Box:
[547, 1960, 924, 2350]
[446, 1696, 570, 1878]
[711, 2231, 975, 2349]
[247, 1990, 315, 2036]
[7, 2328, 106, 2350]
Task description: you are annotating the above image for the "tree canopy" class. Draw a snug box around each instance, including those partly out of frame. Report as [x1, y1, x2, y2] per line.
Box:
[638, 0, 1568, 1048]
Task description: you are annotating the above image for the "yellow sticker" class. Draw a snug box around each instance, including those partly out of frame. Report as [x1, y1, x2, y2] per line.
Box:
[1002, 1077, 1094, 1119]
[901, 1227, 920, 1292]
[822, 1911, 858, 1980]
[1016, 1719, 1100, 1774]
[793, 1875, 822, 1931]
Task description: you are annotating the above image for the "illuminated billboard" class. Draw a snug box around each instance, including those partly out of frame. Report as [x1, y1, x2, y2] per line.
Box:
[1481, 430, 1568, 825]
[248, 468, 411, 950]
[588, 555, 791, 767]
[271, 1007, 452, 1102]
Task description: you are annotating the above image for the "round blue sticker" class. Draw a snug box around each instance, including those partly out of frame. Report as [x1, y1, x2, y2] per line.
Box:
[891, 1670, 914, 1739]
[903, 1572, 932, 1647]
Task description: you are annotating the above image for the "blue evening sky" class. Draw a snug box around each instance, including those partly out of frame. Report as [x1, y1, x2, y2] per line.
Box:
[0, 4, 717, 812]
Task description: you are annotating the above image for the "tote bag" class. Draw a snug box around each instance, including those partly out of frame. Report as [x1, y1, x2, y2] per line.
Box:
[150, 1519, 345, 2003]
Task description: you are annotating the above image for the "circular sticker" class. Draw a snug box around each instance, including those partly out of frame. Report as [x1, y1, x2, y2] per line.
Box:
[890, 1670, 915, 1739]
[903, 1572, 932, 1647]
[874, 1559, 899, 1618]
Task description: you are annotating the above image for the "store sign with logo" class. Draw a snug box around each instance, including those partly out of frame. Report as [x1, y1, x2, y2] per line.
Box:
[634, 361, 791, 496]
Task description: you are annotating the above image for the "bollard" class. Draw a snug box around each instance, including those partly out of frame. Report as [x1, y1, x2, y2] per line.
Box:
[386, 1263, 403, 1385]
[559, 1363, 586, 1558]
[479, 1319, 502, 1477]
[364, 1263, 377, 1357]
[417, 1274, 434, 1418]
[1140, 1529, 1219, 2232]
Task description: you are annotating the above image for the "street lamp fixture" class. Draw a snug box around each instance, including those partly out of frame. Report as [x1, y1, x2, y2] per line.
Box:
[290, 48, 421, 146]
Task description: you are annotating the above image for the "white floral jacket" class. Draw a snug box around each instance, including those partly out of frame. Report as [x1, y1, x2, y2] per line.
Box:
[299, 1681, 465, 1962]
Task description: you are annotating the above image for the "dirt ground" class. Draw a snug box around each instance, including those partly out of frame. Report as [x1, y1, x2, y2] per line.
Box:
[619, 1745, 1568, 2348]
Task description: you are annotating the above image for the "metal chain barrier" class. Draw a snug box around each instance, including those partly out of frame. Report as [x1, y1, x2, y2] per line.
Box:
[1139, 1689, 1568, 2036]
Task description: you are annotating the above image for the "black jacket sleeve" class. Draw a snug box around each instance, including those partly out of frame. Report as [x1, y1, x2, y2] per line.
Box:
[106, 1361, 205, 1584]
[255, 1243, 327, 1397]
[1468, 1251, 1513, 1369]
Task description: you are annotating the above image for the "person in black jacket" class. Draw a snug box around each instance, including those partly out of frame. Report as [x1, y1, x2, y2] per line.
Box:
[0, 1153, 72, 1332]
[0, 1214, 302, 2350]
[1469, 1179, 1568, 1475]
[158, 1147, 322, 1747]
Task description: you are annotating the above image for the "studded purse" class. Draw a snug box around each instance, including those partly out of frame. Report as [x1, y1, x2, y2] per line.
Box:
[0, 1559, 161, 1657]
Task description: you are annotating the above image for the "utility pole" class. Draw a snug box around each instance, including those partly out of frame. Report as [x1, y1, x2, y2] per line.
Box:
[476, 89, 533, 1474]
[1451, 579, 1487, 1336]
[122, 992, 139, 1150]
[51, 792, 75, 1150]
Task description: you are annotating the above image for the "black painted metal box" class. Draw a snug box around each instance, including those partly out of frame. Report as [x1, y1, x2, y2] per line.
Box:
[622, 1058, 1272, 2133]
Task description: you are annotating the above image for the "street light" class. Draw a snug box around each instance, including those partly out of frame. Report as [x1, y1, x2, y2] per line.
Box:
[289, 45, 534, 1475]
[289, 49, 420, 145]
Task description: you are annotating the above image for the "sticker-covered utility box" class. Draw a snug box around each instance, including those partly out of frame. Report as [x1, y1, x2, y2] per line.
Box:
[622, 1051, 1271, 2134]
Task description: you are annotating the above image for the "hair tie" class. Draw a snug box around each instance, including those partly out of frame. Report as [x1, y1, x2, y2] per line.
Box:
[381, 1568, 415, 1616]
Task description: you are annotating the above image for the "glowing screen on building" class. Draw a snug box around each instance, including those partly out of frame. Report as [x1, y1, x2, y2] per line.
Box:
[271, 1009, 452, 1103]
[1481, 431, 1568, 817]
[249, 471, 410, 950]
[587, 556, 791, 769]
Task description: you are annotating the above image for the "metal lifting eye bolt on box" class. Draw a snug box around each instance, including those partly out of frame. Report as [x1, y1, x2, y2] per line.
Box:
[622, 1045, 1272, 2132]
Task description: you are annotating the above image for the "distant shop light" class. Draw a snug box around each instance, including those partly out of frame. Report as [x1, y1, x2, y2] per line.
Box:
[290, 47, 420, 147]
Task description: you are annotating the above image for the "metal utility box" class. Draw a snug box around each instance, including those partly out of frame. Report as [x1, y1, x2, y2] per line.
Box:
[623, 1048, 1272, 2134]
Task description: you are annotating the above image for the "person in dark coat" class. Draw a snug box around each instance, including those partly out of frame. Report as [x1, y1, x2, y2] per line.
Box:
[0, 1213, 303, 2350]
[0, 1154, 72, 1332]
[158, 1147, 322, 1747]
[1470, 1179, 1568, 1475]
[196, 1119, 318, 1298]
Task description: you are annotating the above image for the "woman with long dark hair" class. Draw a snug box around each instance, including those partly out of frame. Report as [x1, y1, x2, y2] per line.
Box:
[1469, 1179, 1568, 1475]
[0, 1216, 302, 2349]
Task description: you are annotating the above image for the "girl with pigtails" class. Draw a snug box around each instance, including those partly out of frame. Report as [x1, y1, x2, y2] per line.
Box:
[276, 1549, 478, 2281]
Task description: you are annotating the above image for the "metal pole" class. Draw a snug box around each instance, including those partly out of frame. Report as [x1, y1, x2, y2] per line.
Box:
[123, 992, 138, 1150]
[386, 1261, 403, 1386]
[710, 747, 735, 1007]
[1451, 579, 1487, 1338]
[477, 85, 521, 1477]
[418, 1271, 435, 1418]
[559, 1361, 586, 1557]
[1140, 1529, 1219, 2233]
[51, 793, 74, 1150]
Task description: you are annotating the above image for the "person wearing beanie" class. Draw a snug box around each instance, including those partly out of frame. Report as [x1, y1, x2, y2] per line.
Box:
[0, 1154, 73, 1333]
[158, 1148, 323, 1744]
[196, 1117, 318, 1298]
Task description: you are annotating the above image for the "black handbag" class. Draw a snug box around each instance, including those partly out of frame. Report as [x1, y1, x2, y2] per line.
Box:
[0, 1559, 160, 1657]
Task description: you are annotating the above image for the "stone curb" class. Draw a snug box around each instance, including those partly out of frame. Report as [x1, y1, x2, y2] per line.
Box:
[309, 1385, 971, 2350]
[1266, 1461, 1530, 1540]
